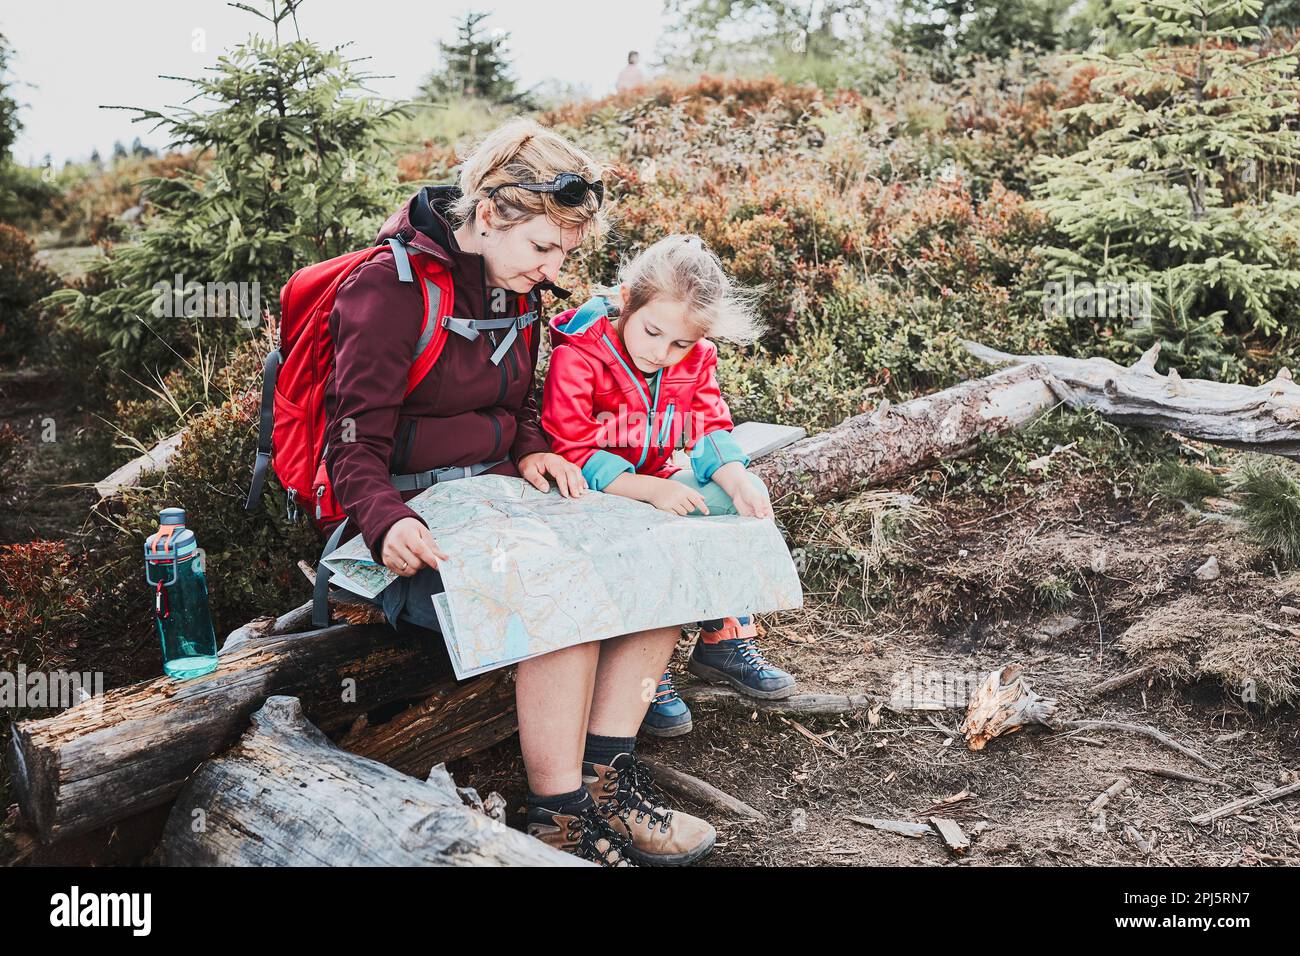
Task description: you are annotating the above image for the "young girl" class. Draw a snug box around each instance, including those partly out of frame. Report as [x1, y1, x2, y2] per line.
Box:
[541, 234, 797, 740]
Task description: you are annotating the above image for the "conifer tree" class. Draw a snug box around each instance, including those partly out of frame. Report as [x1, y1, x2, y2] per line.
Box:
[1032, 0, 1300, 363]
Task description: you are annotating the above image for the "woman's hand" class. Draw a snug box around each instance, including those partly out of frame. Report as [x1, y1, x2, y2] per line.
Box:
[381, 516, 450, 577]
[518, 452, 588, 498]
[647, 478, 710, 516]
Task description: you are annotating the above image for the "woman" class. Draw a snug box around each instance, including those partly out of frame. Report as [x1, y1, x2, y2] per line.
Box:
[322, 119, 714, 866]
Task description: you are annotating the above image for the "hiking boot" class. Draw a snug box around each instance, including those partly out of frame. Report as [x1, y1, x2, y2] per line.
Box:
[526, 799, 637, 867]
[584, 753, 716, 866]
[640, 670, 693, 737]
[689, 619, 795, 699]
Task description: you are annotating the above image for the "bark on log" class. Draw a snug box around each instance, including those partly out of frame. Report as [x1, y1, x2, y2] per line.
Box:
[158, 696, 581, 866]
[7, 620, 461, 843]
[750, 364, 1058, 503]
[335, 666, 518, 778]
[964, 340, 1300, 458]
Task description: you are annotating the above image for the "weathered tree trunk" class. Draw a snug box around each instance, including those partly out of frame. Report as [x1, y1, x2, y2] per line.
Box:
[751, 364, 1058, 503]
[7, 619, 467, 843]
[335, 666, 518, 777]
[159, 696, 580, 866]
[93, 429, 184, 500]
[964, 340, 1300, 458]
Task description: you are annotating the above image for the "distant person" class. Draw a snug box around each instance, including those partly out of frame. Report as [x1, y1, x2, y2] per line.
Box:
[616, 50, 646, 92]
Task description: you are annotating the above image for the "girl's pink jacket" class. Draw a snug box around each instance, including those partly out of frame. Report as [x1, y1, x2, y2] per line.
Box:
[541, 298, 750, 491]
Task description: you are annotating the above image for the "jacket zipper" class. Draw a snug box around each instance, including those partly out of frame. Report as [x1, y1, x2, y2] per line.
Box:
[658, 402, 675, 449]
[600, 334, 663, 470]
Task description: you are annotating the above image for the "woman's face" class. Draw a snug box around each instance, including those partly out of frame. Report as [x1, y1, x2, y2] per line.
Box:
[480, 208, 587, 294]
[617, 291, 703, 376]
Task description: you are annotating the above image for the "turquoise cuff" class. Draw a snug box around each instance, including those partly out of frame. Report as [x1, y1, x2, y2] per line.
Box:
[689, 428, 750, 483]
[582, 449, 635, 491]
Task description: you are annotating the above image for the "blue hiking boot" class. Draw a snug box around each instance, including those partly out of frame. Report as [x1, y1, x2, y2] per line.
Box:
[640, 670, 693, 737]
[688, 618, 795, 700]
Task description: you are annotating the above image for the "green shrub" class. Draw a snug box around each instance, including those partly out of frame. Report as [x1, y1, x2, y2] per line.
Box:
[1031, 0, 1300, 378]
[0, 541, 90, 671]
[1231, 455, 1300, 567]
[0, 223, 62, 366]
[44, 2, 407, 385]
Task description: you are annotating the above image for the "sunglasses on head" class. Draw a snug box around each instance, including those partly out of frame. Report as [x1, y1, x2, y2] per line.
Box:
[487, 172, 605, 208]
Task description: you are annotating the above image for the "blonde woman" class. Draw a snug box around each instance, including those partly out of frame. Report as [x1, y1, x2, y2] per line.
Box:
[321, 119, 713, 866]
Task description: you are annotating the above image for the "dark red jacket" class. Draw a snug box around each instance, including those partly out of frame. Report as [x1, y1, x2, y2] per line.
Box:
[322, 186, 560, 561]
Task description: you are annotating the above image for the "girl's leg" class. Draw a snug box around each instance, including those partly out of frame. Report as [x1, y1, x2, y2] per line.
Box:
[515, 641, 601, 796]
[667, 470, 797, 699]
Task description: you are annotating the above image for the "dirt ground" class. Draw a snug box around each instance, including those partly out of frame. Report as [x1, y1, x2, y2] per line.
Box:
[451, 475, 1300, 866]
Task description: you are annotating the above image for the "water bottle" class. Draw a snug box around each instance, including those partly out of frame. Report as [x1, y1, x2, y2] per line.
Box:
[144, 508, 219, 680]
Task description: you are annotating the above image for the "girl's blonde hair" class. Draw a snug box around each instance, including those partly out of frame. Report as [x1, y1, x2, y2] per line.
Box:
[617, 234, 765, 345]
[451, 118, 607, 239]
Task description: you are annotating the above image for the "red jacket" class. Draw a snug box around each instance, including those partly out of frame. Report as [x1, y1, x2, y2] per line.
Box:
[541, 298, 750, 491]
[323, 186, 559, 561]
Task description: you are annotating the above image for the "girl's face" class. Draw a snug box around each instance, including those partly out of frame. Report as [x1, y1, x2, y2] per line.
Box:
[479, 207, 587, 294]
[617, 289, 703, 375]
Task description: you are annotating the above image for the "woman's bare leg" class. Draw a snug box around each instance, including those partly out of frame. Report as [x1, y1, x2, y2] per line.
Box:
[588, 624, 682, 737]
[515, 641, 600, 796]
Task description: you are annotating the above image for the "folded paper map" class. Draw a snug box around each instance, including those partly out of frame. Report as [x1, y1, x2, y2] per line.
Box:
[321, 474, 804, 678]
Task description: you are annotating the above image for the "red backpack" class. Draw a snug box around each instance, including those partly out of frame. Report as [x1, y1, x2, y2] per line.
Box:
[244, 236, 538, 529]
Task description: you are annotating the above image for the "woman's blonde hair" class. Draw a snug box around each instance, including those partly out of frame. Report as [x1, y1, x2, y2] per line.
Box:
[451, 118, 607, 239]
[617, 234, 765, 345]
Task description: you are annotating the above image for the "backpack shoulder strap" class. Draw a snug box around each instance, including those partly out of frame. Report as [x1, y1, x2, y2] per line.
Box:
[405, 257, 455, 397]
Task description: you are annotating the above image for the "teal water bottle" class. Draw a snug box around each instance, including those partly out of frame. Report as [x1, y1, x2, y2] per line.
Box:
[144, 508, 219, 680]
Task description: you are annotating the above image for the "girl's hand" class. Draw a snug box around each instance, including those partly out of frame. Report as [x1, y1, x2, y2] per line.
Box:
[381, 516, 450, 577]
[648, 478, 710, 516]
[518, 452, 588, 498]
[729, 475, 774, 519]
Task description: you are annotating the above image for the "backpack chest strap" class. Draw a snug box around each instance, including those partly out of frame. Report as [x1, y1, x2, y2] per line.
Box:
[442, 310, 541, 365]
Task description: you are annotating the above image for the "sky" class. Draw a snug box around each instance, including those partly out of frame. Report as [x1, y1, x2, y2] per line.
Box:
[2, 1, 668, 165]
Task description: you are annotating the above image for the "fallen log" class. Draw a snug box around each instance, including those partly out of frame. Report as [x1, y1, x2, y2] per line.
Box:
[7, 619, 462, 843]
[751, 363, 1058, 503]
[335, 666, 518, 777]
[964, 340, 1300, 459]
[159, 696, 579, 866]
[93, 429, 184, 500]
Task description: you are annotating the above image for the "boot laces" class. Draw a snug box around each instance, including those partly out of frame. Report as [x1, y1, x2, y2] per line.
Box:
[735, 638, 772, 672]
[609, 756, 674, 834]
[567, 803, 636, 866]
[652, 672, 680, 704]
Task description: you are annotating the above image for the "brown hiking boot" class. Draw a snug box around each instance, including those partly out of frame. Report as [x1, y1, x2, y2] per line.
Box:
[584, 753, 716, 866]
[526, 800, 637, 867]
